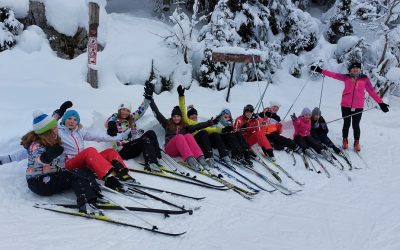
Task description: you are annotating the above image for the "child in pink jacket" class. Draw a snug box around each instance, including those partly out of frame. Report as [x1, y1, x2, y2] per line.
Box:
[292, 108, 330, 159]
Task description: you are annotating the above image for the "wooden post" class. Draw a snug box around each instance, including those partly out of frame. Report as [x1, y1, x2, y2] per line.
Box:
[87, 2, 99, 88]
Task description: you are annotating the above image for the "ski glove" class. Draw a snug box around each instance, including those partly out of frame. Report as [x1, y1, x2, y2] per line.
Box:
[222, 126, 233, 133]
[251, 113, 259, 120]
[53, 101, 73, 118]
[379, 102, 389, 113]
[290, 113, 297, 121]
[0, 155, 12, 165]
[40, 145, 64, 164]
[107, 121, 118, 136]
[310, 65, 322, 73]
[241, 122, 249, 129]
[177, 85, 185, 96]
[144, 81, 155, 100]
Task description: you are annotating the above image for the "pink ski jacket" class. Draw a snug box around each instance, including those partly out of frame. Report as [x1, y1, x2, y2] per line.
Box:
[322, 70, 383, 109]
[293, 116, 311, 137]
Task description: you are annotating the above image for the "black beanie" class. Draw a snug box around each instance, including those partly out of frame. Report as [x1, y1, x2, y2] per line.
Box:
[348, 62, 361, 71]
[187, 105, 198, 117]
[171, 106, 182, 117]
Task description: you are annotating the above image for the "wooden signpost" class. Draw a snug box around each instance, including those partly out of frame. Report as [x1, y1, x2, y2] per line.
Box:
[87, 2, 99, 88]
[212, 52, 260, 102]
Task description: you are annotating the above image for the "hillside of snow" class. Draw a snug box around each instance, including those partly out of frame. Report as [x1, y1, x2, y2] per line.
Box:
[1, 9, 400, 250]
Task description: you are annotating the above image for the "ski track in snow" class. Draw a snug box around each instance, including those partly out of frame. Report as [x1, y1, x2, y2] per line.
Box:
[0, 11, 399, 250]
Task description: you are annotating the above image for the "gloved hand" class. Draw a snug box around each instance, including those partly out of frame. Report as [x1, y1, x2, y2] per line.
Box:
[208, 115, 220, 125]
[107, 121, 118, 136]
[310, 65, 322, 73]
[53, 101, 73, 118]
[177, 85, 185, 96]
[222, 126, 233, 133]
[250, 113, 259, 120]
[40, 145, 64, 164]
[379, 102, 389, 113]
[241, 122, 249, 129]
[144, 81, 155, 100]
[0, 155, 12, 165]
[290, 113, 297, 121]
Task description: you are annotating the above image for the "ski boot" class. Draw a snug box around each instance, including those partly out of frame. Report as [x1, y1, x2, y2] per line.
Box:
[221, 155, 233, 166]
[321, 149, 333, 162]
[111, 160, 137, 184]
[144, 161, 162, 172]
[186, 156, 204, 172]
[79, 201, 103, 216]
[262, 148, 276, 162]
[354, 140, 361, 152]
[104, 175, 128, 193]
[342, 138, 349, 149]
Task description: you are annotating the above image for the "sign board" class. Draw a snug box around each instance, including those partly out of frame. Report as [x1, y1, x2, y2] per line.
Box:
[212, 52, 261, 63]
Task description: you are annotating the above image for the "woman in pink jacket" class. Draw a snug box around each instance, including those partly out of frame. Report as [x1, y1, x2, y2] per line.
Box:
[311, 62, 389, 151]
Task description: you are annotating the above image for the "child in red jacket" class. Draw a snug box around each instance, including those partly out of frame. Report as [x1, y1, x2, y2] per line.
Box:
[234, 104, 274, 159]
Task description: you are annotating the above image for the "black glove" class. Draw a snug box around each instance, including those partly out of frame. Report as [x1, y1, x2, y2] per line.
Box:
[40, 145, 64, 164]
[222, 126, 233, 133]
[144, 81, 155, 100]
[379, 102, 389, 113]
[310, 65, 322, 73]
[241, 122, 249, 129]
[290, 113, 297, 121]
[53, 101, 73, 118]
[107, 121, 118, 136]
[177, 85, 185, 96]
[251, 113, 259, 120]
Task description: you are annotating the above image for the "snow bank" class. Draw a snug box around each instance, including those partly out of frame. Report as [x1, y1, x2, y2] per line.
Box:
[0, 0, 29, 18]
[16, 25, 50, 53]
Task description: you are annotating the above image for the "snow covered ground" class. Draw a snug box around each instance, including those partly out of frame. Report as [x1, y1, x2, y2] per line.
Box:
[0, 10, 400, 250]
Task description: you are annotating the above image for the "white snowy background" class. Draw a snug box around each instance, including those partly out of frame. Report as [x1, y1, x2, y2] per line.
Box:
[0, 1, 399, 249]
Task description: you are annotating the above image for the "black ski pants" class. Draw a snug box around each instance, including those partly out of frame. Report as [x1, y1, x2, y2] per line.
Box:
[341, 107, 363, 140]
[221, 132, 251, 159]
[118, 130, 161, 164]
[294, 135, 324, 154]
[267, 132, 297, 151]
[311, 131, 341, 154]
[27, 167, 100, 207]
[194, 130, 229, 159]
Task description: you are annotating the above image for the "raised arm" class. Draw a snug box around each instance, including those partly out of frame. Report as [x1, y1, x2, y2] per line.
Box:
[321, 69, 348, 81]
[149, 99, 168, 128]
[131, 98, 150, 122]
[52, 101, 73, 120]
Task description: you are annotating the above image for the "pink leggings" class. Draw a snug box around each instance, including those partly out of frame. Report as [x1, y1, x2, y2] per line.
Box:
[165, 134, 203, 161]
[65, 147, 127, 180]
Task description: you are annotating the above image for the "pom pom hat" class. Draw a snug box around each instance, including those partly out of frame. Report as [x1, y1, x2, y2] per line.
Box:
[118, 102, 132, 112]
[32, 111, 57, 135]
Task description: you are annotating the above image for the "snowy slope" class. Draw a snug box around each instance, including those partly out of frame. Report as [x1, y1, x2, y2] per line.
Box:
[0, 12, 400, 250]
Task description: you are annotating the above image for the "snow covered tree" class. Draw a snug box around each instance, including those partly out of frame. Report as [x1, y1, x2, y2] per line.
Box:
[269, 0, 318, 55]
[326, 0, 353, 44]
[0, 8, 23, 52]
[198, 0, 240, 89]
[334, 36, 368, 66]
[163, 1, 207, 87]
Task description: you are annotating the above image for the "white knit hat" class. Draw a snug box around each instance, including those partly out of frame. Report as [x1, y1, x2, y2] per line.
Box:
[269, 101, 281, 107]
[32, 111, 57, 135]
[118, 101, 132, 112]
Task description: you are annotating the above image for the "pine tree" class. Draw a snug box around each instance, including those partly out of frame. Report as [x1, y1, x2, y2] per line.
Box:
[0, 8, 23, 52]
[326, 0, 353, 44]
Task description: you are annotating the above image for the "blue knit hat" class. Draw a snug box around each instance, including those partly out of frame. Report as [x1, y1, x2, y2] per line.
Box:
[61, 109, 80, 124]
[221, 108, 232, 117]
[32, 111, 57, 135]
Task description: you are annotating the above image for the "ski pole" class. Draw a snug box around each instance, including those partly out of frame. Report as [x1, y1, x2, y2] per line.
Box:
[318, 76, 325, 109]
[252, 54, 265, 113]
[254, 81, 271, 114]
[326, 106, 378, 124]
[282, 78, 310, 121]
